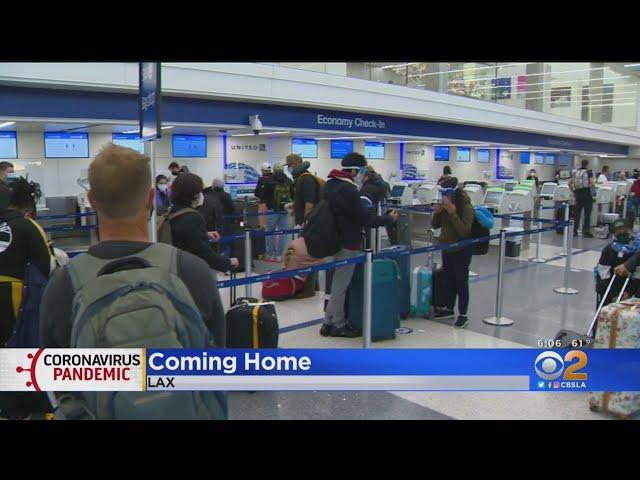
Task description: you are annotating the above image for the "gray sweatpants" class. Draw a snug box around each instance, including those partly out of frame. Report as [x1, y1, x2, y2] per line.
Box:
[324, 248, 360, 329]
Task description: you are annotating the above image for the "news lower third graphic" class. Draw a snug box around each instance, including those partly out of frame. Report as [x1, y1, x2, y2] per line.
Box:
[1, 349, 639, 392]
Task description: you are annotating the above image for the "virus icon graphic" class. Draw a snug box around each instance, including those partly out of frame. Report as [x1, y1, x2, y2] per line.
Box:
[16, 349, 44, 391]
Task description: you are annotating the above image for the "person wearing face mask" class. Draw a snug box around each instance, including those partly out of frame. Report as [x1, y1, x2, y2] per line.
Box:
[0, 162, 15, 200]
[155, 175, 171, 216]
[167, 173, 238, 274]
[526, 168, 539, 189]
[319, 152, 398, 338]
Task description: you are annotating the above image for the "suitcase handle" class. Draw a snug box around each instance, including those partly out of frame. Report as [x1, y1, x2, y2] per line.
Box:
[588, 274, 631, 337]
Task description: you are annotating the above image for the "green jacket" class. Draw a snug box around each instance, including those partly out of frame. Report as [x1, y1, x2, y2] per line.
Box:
[432, 190, 475, 250]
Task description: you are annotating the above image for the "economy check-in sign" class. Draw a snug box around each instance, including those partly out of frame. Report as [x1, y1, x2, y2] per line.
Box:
[139, 62, 161, 141]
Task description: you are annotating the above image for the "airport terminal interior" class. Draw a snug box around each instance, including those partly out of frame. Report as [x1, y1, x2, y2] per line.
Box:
[1, 62, 640, 420]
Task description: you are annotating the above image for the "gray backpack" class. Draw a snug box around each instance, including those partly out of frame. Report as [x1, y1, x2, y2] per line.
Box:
[55, 243, 227, 420]
[157, 208, 197, 245]
[573, 169, 591, 190]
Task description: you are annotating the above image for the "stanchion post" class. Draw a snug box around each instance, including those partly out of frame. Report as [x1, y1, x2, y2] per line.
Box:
[483, 229, 514, 326]
[556, 202, 569, 257]
[554, 218, 579, 295]
[244, 227, 252, 298]
[363, 249, 373, 349]
[376, 202, 382, 251]
[529, 201, 547, 263]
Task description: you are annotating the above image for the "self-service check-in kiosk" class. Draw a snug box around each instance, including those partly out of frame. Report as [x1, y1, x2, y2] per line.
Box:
[417, 182, 438, 205]
[389, 182, 414, 207]
[591, 184, 617, 228]
[483, 187, 533, 248]
[464, 183, 484, 206]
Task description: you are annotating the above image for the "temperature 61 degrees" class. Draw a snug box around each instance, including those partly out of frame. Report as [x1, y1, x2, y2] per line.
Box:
[571, 338, 593, 348]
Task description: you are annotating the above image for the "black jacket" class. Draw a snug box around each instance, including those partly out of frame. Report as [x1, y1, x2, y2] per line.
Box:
[361, 174, 390, 205]
[599, 244, 640, 303]
[254, 173, 275, 209]
[324, 172, 392, 251]
[169, 203, 232, 273]
[197, 187, 225, 232]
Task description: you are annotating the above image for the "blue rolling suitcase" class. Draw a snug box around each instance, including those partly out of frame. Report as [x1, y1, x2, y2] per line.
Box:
[379, 245, 411, 319]
[348, 259, 400, 341]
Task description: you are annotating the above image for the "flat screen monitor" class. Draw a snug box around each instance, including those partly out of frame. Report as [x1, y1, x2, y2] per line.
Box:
[456, 147, 471, 162]
[476, 149, 490, 163]
[434, 146, 450, 161]
[484, 191, 503, 206]
[331, 140, 353, 159]
[534, 152, 545, 164]
[172, 135, 207, 157]
[520, 152, 530, 164]
[541, 183, 557, 196]
[560, 170, 571, 179]
[0, 131, 17, 159]
[364, 141, 385, 159]
[44, 132, 89, 158]
[390, 185, 405, 197]
[112, 133, 144, 154]
[545, 154, 555, 165]
[292, 138, 317, 158]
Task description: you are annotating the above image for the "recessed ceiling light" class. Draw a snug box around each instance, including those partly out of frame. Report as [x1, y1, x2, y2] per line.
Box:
[0, 121, 16, 128]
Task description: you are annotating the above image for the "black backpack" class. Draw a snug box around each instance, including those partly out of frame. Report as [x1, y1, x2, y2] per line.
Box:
[470, 216, 490, 255]
[303, 199, 341, 258]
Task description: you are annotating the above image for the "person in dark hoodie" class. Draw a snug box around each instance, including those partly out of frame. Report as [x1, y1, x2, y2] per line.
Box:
[320, 152, 398, 338]
[361, 166, 390, 205]
[198, 178, 225, 242]
[209, 178, 235, 257]
[431, 176, 475, 328]
[169, 173, 238, 273]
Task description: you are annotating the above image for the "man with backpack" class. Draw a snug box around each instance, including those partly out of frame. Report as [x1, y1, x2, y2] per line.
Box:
[569, 159, 595, 238]
[286, 153, 323, 298]
[313, 152, 397, 338]
[40, 144, 227, 420]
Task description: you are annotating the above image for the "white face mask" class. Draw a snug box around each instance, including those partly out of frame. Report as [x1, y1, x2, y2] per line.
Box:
[194, 192, 204, 207]
[157, 183, 168, 193]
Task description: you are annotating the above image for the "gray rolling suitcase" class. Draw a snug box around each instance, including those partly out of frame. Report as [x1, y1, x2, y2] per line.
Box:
[554, 275, 630, 349]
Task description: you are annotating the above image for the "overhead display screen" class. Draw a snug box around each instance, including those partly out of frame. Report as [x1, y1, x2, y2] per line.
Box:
[476, 149, 490, 163]
[365, 141, 385, 159]
[0, 132, 17, 159]
[434, 146, 450, 161]
[172, 135, 207, 158]
[292, 138, 317, 158]
[331, 140, 353, 159]
[520, 152, 531, 164]
[545, 154, 555, 165]
[112, 133, 144, 154]
[44, 132, 89, 158]
[534, 153, 545, 164]
[456, 147, 471, 162]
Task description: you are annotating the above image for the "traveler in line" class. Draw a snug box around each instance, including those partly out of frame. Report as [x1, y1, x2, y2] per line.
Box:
[361, 166, 391, 206]
[285, 153, 322, 298]
[569, 159, 594, 238]
[198, 178, 226, 253]
[320, 153, 397, 338]
[437, 165, 452, 186]
[155, 174, 171, 216]
[167, 173, 238, 273]
[40, 144, 227, 420]
[210, 178, 235, 257]
[0, 161, 15, 198]
[257, 163, 292, 262]
[432, 177, 475, 329]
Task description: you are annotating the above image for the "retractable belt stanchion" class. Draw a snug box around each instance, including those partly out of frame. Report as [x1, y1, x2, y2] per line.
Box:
[482, 229, 514, 326]
[376, 202, 382, 252]
[556, 202, 569, 257]
[363, 248, 373, 349]
[244, 227, 252, 298]
[529, 200, 547, 263]
[554, 218, 580, 295]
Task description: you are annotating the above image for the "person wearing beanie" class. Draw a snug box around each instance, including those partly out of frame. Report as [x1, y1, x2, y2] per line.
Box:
[432, 176, 475, 329]
[209, 178, 235, 257]
[319, 152, 398, 338]
[254, 162, 276, 260]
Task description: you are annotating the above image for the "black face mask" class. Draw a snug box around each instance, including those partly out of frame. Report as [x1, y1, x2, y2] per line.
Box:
[171, 170, 179, 176]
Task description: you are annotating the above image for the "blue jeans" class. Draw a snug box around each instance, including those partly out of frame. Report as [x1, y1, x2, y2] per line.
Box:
[266, 211, 289, 258]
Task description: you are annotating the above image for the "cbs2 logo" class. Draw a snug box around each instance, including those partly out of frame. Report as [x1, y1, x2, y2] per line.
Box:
[535, 350, 587, 381]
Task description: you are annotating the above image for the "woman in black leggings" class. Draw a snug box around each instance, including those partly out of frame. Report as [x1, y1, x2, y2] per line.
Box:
[431, 177, 475, 328]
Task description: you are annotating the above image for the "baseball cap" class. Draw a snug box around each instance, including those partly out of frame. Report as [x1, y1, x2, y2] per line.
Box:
[285, 154, 302, 166]
[261, 162, 272, 171]
[341, 152, 367, 169]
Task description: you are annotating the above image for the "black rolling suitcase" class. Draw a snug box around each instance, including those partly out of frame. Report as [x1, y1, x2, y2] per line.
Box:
[431, 264, 450, 311]
[554, 275, 630, 349]
[226, 272, 279, 348]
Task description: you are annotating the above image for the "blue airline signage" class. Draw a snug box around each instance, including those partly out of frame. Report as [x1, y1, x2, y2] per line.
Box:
[139, 62, 161, 141]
